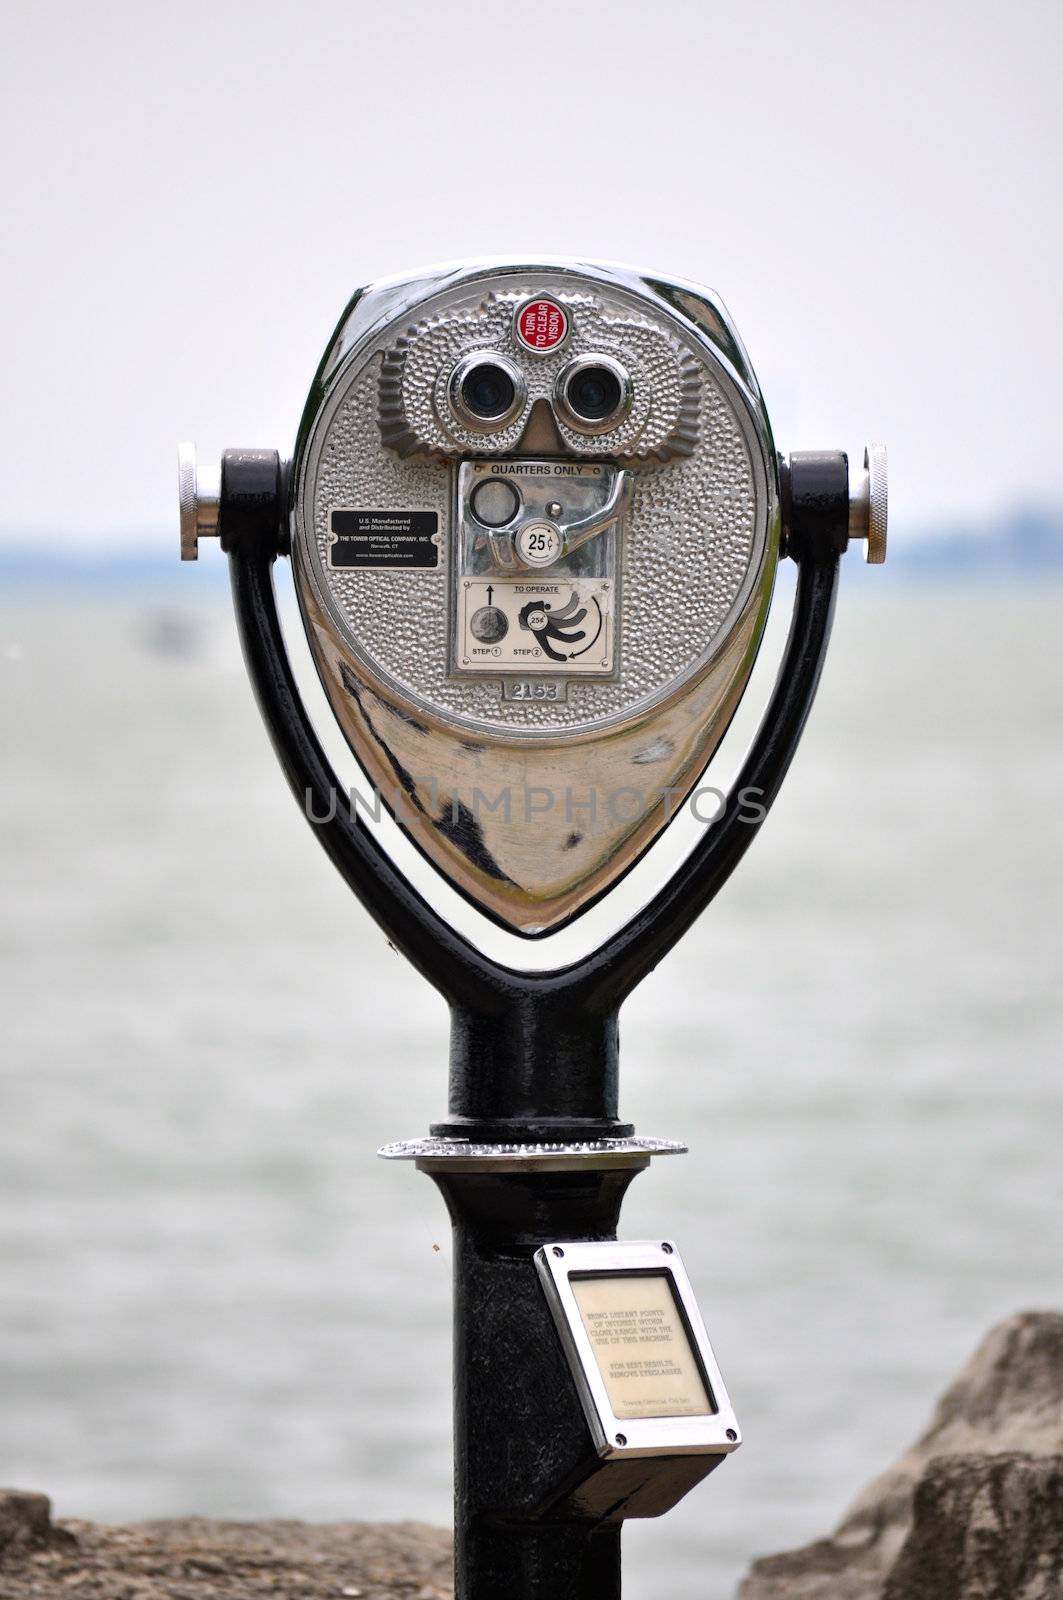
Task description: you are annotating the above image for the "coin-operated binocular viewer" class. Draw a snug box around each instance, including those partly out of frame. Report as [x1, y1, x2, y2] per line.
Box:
[179, 260, 886, 1600]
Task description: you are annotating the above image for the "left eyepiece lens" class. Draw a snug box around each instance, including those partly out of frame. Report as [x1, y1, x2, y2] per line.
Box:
[450, 354, 525, 431]
[462, 363, 516, 420]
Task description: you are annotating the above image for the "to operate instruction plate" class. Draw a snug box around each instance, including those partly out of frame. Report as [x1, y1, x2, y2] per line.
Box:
[457, 577, 614, 673]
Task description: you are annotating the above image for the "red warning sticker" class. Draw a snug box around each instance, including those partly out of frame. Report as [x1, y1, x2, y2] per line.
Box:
[515, 298, 569, 352]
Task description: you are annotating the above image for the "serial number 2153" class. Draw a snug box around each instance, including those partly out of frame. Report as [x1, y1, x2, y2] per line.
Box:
[505, 679, 563, 701]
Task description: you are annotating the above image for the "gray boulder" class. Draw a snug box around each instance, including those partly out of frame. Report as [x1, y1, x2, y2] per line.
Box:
[738, 1311, 1063, 1599]
[883, 1452, 1063, 1600]
[0, 1491, 56, 1553]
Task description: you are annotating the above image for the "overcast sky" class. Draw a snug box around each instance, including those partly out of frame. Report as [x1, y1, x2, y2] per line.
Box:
[0, 0, 1059, 548]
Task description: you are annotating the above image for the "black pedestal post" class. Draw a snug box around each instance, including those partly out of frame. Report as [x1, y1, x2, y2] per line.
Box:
[430, 1166, 640, 1600]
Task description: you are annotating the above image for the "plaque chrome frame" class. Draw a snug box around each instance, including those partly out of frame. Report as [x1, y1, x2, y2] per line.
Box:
[534, 1238, 741, 1461]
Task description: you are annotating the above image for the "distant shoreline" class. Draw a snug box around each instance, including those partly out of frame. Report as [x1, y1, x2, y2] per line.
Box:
[2, 507, 1061, 590]
[0, 502, 1056, 592]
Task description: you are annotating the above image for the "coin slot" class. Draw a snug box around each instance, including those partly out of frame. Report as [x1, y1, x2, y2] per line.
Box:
[471, 477, 521, 528]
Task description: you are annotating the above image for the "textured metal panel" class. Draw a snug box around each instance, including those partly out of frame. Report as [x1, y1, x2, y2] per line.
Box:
[295, 267, 772, 739]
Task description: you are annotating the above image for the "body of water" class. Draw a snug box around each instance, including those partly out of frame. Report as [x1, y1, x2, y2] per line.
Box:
[2, 576, 1061, 1597]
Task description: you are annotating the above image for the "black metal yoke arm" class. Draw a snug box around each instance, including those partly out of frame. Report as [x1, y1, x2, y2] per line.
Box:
[222, 448, 847, 1137]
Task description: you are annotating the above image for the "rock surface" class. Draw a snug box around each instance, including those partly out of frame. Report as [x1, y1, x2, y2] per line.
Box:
[0, 1496, 452, 1599]
[738, 1311, 1063, 1599]
[3, 1313, 1059, 1599]
[883, 1452, 1063, 1600]
[0, 1491, 55, 1555]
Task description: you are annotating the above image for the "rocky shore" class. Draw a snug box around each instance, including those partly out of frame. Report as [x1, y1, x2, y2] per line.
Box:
[739, 1311, 1063, 1598]
[0, 1505, 452, 1599]
[2, 1313, 1059, 1599]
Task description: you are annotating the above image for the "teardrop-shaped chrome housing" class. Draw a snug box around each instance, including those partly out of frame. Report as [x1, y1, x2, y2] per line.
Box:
[290, 260, 779, 935]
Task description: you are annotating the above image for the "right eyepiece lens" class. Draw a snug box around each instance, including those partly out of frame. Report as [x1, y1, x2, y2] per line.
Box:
[461, 362, 516, 420]
[565, 363, 623, 423]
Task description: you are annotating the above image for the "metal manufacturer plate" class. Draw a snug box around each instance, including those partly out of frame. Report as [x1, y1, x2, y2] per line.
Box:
[328, 509, 440, 570]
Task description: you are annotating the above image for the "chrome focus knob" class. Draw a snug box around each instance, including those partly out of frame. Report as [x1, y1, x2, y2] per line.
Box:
[848, 444, 888, 564]
[178, 442, 221, 561]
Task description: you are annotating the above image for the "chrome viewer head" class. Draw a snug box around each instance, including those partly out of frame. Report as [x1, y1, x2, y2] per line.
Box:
[179, 260, 886, 934]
